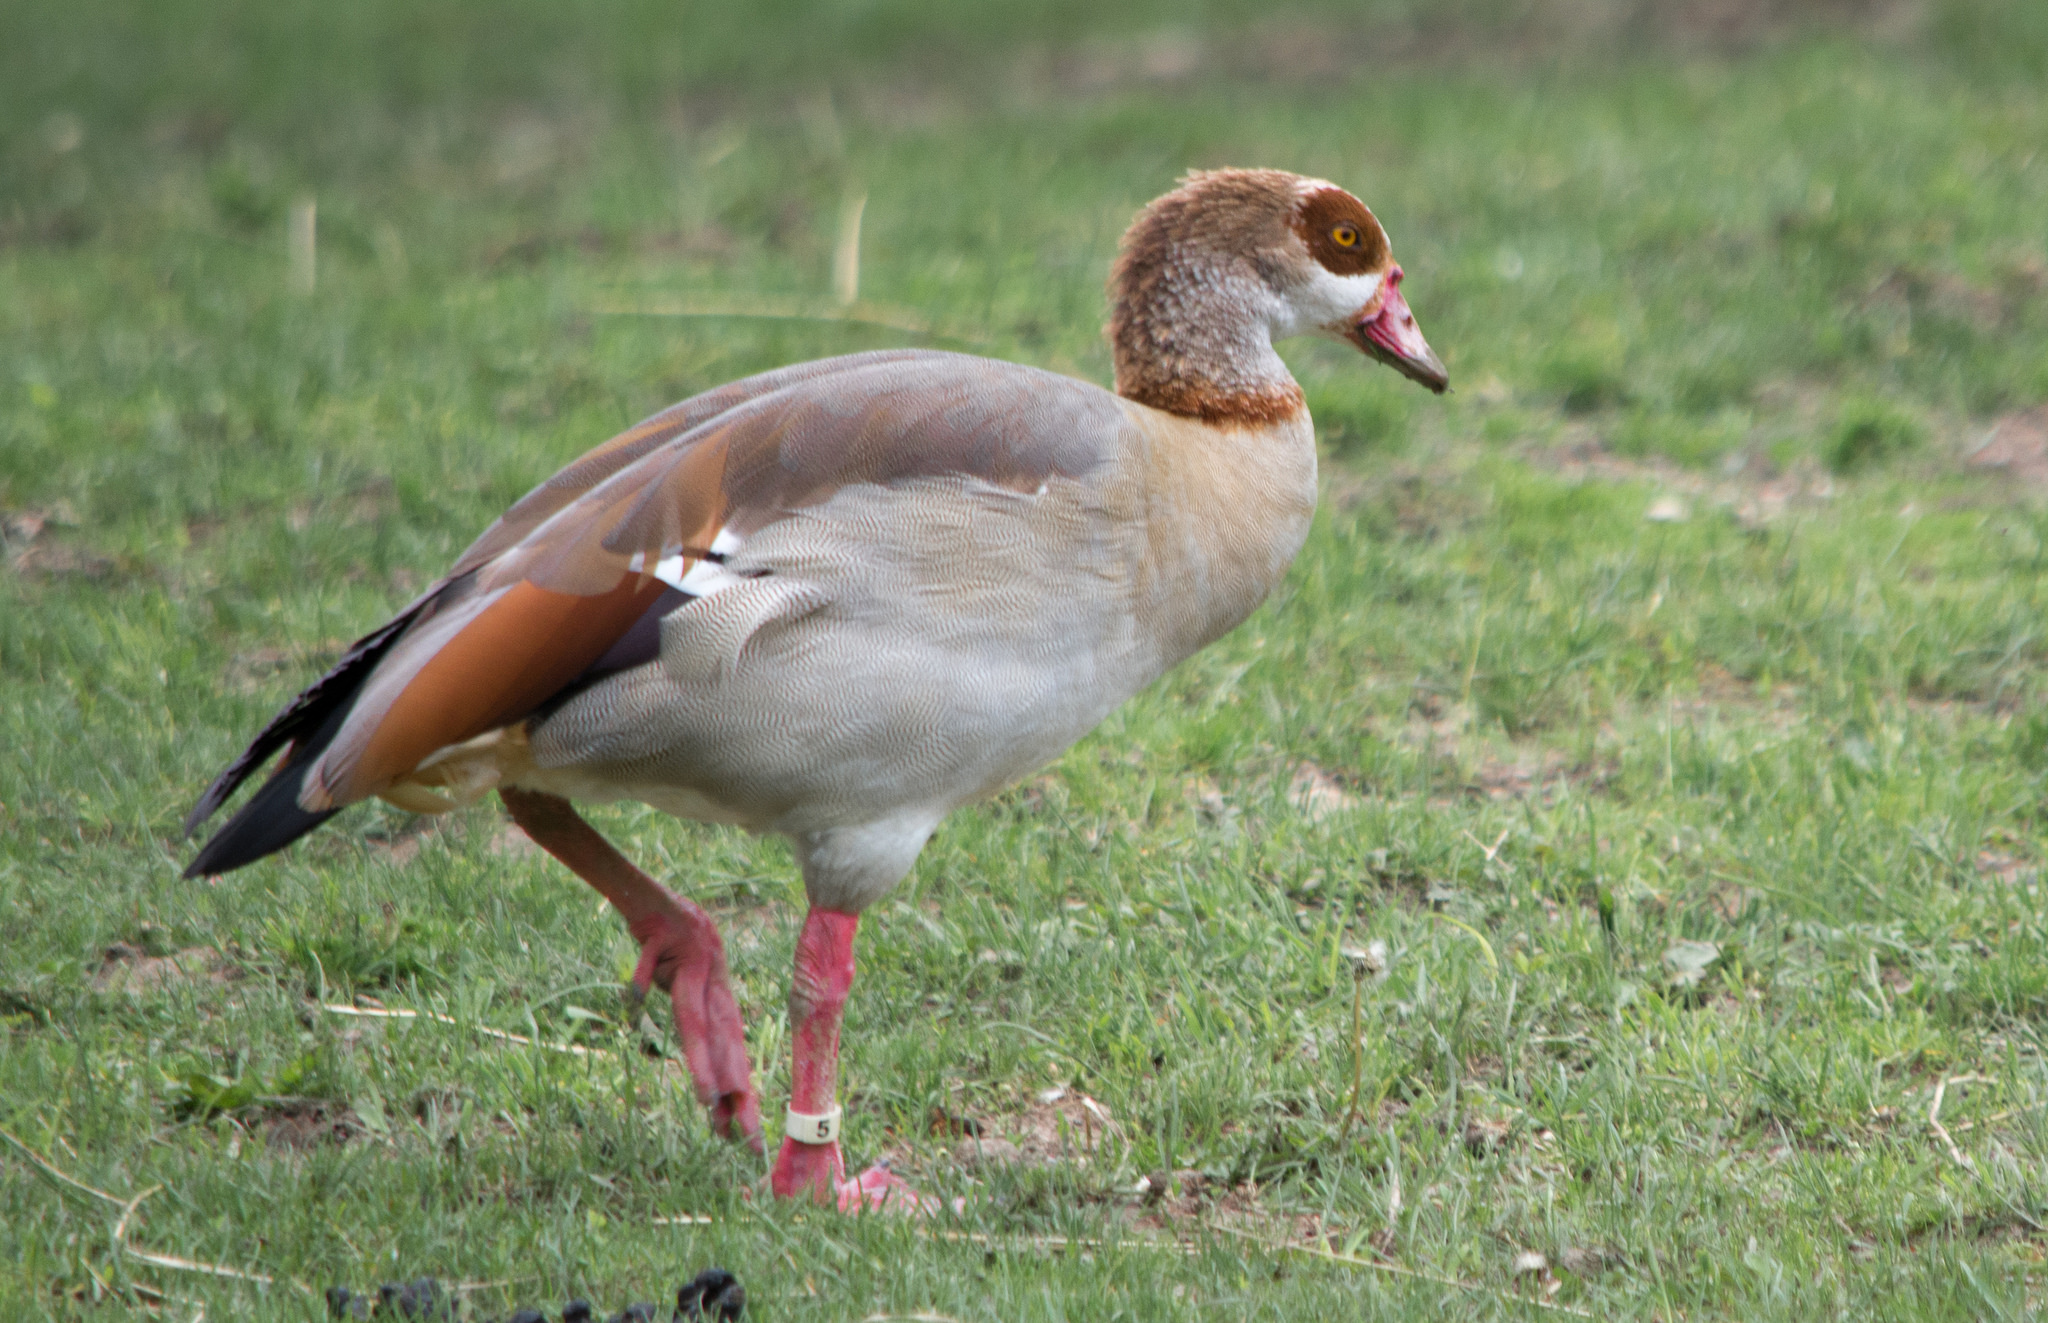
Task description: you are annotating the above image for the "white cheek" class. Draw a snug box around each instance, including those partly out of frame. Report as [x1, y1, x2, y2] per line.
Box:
[1272, 267, 1382, 340]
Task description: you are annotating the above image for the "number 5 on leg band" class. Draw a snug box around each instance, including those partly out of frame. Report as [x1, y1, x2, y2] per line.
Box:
[786, 1105, 842, 1145]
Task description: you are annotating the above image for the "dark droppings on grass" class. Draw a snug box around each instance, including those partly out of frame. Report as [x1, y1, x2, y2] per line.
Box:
[675, 1269, 745, 1320]
[377, 1278, 451, 1319]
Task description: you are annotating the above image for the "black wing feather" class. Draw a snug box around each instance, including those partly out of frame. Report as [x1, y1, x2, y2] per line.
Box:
[181, 607, 422, 839]
[182, 728, 346, 876]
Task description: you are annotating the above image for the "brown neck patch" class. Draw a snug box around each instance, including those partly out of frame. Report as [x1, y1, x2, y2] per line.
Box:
[1120, 376, 1306, 426]
[1108, 169, 1313, 427]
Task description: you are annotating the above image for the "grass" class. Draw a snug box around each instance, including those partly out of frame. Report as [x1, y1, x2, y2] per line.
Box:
[5, 0, 2048, 1317]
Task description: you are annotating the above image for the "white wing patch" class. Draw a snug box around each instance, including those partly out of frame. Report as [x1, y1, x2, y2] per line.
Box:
[660, 553, 747, 596]
[627, 527, 747, 597]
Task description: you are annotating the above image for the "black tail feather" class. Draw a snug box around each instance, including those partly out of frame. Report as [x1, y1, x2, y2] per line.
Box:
[182, 608, 424, 839]
[182, 763, 343, 877]
[184, 674, 367, 876]
[183, 582, 458, 876]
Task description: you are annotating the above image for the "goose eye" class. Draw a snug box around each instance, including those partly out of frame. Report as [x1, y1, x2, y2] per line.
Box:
[1332, 225, 1359, 247]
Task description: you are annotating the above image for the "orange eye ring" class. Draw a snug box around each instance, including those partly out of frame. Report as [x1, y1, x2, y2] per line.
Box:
[1331, 225, 1359, 247]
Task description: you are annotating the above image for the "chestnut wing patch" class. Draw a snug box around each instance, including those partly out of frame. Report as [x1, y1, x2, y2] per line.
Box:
[306, 575, 676, 806]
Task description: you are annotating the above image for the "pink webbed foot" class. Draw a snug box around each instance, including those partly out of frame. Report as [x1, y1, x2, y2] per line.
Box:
[770, 1138, 938, 1214]
[838, 1160, 940, 1214]
[496, 789, 763, 1153]
[626, 900, 764, 1152]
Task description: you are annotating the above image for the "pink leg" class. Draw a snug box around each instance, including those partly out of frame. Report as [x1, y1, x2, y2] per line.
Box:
[769, 909, 932, 1211]
[501, 788, 762, 1151]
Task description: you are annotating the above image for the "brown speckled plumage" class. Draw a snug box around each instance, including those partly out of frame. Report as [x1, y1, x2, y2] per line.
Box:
[1108, 170, 1317, 423]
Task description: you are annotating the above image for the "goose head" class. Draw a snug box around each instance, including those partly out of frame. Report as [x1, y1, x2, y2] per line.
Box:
[1110, 168, 1449, 421]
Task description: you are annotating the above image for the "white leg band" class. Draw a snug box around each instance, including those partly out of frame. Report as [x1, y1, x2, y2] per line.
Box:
[785, 1105, 842, 1146]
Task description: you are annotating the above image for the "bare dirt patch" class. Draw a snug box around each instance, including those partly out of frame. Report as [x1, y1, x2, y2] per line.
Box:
[91, 943, 237, 995]
[486, 822, 542, 859]
[365, 820, 437, 867]
[1291, 764, 1365, 820]
[4, 507, 115, 580]
[1974, 849, 2036, 886]
[947, 1085, 1120, 1172]
[1130, 1172, 1325, 1244]
[1966, 406, 2048, 488]
[1534, 432, 1838, 530]
[1865, 264, 2010, 332]
[1388, 697, 1617, 805]
[996, 0, 1923, 104]
[1469, 749, 1612, 803]
[1534, 401, 2048, 519]
[262, 1100, 364, 1150]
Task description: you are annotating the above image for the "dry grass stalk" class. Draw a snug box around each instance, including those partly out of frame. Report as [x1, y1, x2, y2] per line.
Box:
[322, 1001, 602, 1057]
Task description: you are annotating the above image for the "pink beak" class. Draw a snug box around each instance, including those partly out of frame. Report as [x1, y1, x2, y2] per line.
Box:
[1346, 266, 1448, 394]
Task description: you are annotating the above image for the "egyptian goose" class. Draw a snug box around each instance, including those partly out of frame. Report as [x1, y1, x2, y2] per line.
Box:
[185, 168, 1447, 1209]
